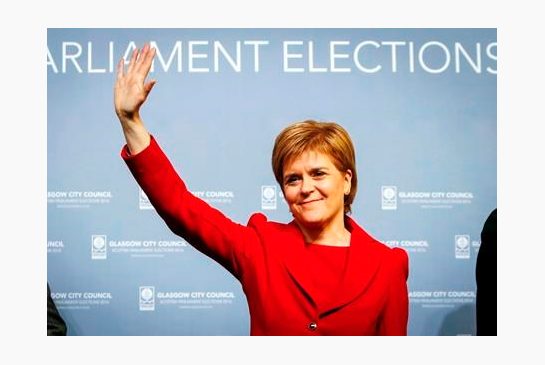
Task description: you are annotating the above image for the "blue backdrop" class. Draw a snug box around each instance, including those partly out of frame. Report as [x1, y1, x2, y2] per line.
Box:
[47, 28, 496, 335]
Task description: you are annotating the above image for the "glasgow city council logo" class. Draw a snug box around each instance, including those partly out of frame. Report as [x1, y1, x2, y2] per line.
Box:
[261, 185, 277, 210]
[91, 235, 107, 260]
[139, 286, 155, 311]
[381, 186, 397, 210]
[455, 235, 470, 259]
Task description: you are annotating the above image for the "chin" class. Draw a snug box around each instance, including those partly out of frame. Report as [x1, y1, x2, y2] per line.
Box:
[295, 212, 328, 228]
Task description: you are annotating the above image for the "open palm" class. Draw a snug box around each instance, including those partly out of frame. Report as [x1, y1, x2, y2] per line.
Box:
[114, 43, 156, 123]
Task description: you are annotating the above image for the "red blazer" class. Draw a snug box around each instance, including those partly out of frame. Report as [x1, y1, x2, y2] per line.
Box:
[122, 136, 409, 335]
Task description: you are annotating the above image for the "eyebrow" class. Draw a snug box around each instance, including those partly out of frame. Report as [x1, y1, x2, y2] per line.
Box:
[283, 167, 330, 182]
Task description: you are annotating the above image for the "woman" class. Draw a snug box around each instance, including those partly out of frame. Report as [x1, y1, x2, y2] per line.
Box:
[115, 44, 409, 335]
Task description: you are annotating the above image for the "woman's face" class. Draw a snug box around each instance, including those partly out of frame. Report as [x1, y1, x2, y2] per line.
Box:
[282, 150, 352, 229]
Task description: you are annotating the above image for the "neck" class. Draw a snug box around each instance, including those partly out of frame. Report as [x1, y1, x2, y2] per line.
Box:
[296, 214, 351, 247]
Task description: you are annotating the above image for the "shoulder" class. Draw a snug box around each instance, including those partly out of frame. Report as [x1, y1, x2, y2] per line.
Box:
[349, 217, 408, 278]
[372, 238, 408, 279]
[388, 247, 409, 279]
[247, 212, 268, 227]
[371, 240, 409, 278]
[247, 212, 293, 233]
[369, 240, 408, 280]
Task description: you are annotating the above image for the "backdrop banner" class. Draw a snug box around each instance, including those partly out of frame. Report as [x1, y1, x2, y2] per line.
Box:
[47, 28, 497, 335]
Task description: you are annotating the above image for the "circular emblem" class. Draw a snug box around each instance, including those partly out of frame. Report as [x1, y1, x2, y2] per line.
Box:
[263, 187, 275, 199]
[456, 236, 469, 249]
[93, 236, 105, 249]
[383, 187, 395, 199]
[141, 288, 153, 301]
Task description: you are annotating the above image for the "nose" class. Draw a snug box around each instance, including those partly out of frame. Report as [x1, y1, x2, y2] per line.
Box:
[300, 176, 314, 195]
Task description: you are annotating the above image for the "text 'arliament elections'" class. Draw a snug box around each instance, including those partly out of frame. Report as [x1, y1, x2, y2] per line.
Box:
[47, 40, 497, 75]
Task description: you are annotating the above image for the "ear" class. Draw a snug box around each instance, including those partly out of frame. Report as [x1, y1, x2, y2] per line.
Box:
[344, 169, 353, 195]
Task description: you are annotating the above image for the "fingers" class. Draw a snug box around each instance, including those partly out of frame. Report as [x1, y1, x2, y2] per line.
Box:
[116, 58, 124, 80]
[127, 47, 139, 74]
[138, 46, 156, 77]
[124, 44, 155, 78]
[134, 43, 153, 73]
[144, 79, 157, 95]
[116, 43, 155, 88]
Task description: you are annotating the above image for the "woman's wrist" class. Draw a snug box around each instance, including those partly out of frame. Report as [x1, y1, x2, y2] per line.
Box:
[120, 115, 151, 155]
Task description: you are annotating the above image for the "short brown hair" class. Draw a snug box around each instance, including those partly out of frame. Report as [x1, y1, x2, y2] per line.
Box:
[271, 120, 358, 214]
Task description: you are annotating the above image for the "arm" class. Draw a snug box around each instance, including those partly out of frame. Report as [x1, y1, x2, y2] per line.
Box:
[115, 44, 261, 279]
[122, 137, 260, 277]
[47, 283, 67, 336]
[114, 43, 156, 155]
[378, 247, 409, 335]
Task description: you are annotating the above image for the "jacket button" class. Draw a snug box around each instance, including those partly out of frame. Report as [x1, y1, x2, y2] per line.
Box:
[308, 322, 318, 331]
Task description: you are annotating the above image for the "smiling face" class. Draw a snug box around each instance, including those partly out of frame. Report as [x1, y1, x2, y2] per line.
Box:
[283, 150, 352, 230]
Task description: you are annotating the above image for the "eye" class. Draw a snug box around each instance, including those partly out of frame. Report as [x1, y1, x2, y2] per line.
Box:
[312, 170, 326, 177]
[284, 175, 300, 186]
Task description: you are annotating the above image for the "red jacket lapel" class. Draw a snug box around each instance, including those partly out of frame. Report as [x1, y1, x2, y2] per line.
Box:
[281, 217, 383, 315]
[320, 217, 383, 315]
[281, 221, 320, 308]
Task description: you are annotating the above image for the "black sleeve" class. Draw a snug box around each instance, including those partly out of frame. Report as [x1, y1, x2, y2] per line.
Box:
[47, 283, 67, 336]
[476, 208, 497, 336]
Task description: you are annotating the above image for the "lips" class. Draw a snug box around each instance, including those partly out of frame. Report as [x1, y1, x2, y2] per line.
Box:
[299, 198, 323, 205]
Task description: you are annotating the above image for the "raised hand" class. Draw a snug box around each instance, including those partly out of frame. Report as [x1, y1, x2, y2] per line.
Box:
[114, 44, 156, 154]
[114, 43, 157, 124]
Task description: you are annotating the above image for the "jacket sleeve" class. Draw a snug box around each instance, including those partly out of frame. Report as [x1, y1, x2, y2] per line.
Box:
[121, 135, 260, 279]
[47, 283, 67, 336]
[378, 247, 409, 335]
